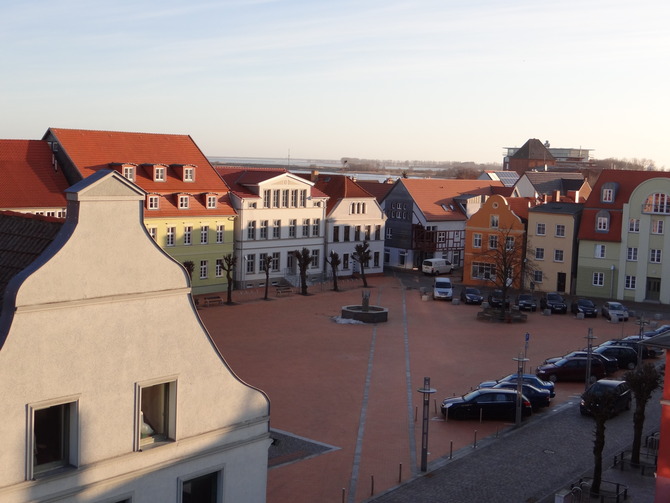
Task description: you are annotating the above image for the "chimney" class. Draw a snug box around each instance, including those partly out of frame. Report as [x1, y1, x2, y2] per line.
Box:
[554, 189, 561, 202]
[311, 169, 319, 182]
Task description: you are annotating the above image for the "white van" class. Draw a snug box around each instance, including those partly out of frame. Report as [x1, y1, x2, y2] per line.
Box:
[433, 277, 453, 300]
[422, 258, 453, 275]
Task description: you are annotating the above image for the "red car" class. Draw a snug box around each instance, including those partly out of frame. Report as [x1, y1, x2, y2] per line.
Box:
[536, 356, 606, 383]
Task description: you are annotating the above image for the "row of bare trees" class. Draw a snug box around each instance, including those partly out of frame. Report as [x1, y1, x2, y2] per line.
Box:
[184, 241, 373, 304]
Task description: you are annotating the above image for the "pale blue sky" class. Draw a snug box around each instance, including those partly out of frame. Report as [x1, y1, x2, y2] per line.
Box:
[2, 0, 668, 167]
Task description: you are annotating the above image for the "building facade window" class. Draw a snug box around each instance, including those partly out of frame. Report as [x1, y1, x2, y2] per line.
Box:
[536, 223, 546, 236]
[629, 218, 640, 232]
[555, 224, 565, 237]
[289, 219, 297, 237]
[154, 166, 165, 182]
[398, 250, 406, 266]
[302, 219, 310, 237]
[472, 262, 496, 281]
[207, 195, 217, 209]
[533, 270, 543, 283]
[282, 189, 289, 207]
[592, 272, 604, 286]
[200, 226, 209, 245]
[271, 252, 280, 271]
[138, 380, 176, 448]
[216, 225, 224, 244]
[263, 190, 271, 208]
[595, 244, 606, 258]
[181, 471, 221, 502]
[247, 221, 256, 240]
[148, 227, 157, 241]
[374, 251, 380, 267]
[650, 249, 662, 263]
[644, 193, 670, 214]
[364, 225, 371, 240]
[148, 195, 160, 210]
[183, 167, 195, 182]
[490, 215, 499, 229]
[290, 190, 298, 207]
[310, 249, 319, 268]
[216, 259, 223, 277]
[273, 190, 280, 208]
[554, 249, 564, 262]
[166, 227, 176, 246]
[184, 226, 192, 245]
[333, 226, 340, 242]
[30, 398, 79, 477]
[652, 219, 665, 234]
[602, 188, 614, 202]
[343, 253, 350, 270]
[273, 220, 281, 238]
[123, 166, 135, 181]
[505, 236, 514, 251]
[313, 219, 321, 237]
[535, 247, 544, 260]
[344, 226, 351, 241]
[246, 254, 255, 274]
[375, 225, 381, 240]
[384, 248, 390, 264]
[488, 234, 498, 250]
[627, 247, 638, 261]
[199, 260, 208, 279]
[597, 216, 609, 231]
[473, 233, 482, 248]
[260, 220, 269, 239]
[179, 195, 189, 209]
[385, 227, 392, 239]
[354, 226, 361, 241]
[300, 190, 307, 207]
[625, 275, 636, 289]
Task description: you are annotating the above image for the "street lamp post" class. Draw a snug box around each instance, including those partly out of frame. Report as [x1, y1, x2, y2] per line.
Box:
[416, 377, 436, 472]
[513, 354, 529, 426]
[585, 328, 597, 390]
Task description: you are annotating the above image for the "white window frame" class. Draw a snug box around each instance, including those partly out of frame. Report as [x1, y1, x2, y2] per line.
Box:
[27, 395, 80, 479]
[650, 249, 662, 263]
[554, 249, 564, 262]
[184, 226, 192, 245]
[505, 236, 514, 251]
[154, 166, 165, 182]
[135, 378, 177, 451]
[310, 249, 319, 269]
[597, 216, 609, 231]
[602, 188, 614, 202]
[147, 195, 159, 210]
[490, 215, 499, 229]
[123, 166, 135, 181]
[246, 254, 255, 274]
[216, 259, 223, 278]
[535, 247, 544, 260]
[473, 233, 482, 248]
[536, 223, 546, 236]
[148, 227, 157, 241]
[179, 195, 190, 209]
[386, 227, 392, 239]
[555, 224, 565, 237]
[595, 244, 606, 259]
[216, 224, 224, 244]
[625, 275, 636, 290]
[260, 220, 269, 239]
[200, 226, 209, 245]
[593, 272, 604, 286]
[652, 219, 664, 234]
[289, 219, 297, 238]
[200, 260, 208, 279]
[533, 270, 543, 283]
[247, 221, 256, 240]
[207, 195, 217, 209]
[183, 167, 195, 182]
[629, 218, 640, 233]
[627, 247, 638, 261]
[166, 227, 176, 247]
[488, 234, 498, 250]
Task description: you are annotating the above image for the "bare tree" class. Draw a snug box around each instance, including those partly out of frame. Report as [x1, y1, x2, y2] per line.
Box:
[325, 251, 341, 292]
[222, 254, 237, 304]
[292, 248, 312, 295]
[624, 362, 663, 465]
[352, 241, 371, 288]
[261, 254, 272, 300]
[470, 225, 538, 317]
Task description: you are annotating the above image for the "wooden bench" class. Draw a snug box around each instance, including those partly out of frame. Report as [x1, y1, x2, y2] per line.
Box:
[203, 295, 224, 307]
[275, 286, 293, 296]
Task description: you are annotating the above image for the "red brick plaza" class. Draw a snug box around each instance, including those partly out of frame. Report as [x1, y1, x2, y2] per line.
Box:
[199, 275, 644, 503]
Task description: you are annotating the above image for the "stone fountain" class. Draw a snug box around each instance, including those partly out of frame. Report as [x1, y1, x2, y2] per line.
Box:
[341, 290, 388, 323]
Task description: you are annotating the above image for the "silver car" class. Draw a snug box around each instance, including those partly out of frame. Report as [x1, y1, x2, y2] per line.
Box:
[601, 301, 628, 321]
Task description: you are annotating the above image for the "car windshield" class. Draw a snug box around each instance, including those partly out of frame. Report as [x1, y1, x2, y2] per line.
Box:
[466, 288, 480, 294]
[609, 302, 624, 310]
[553, 359, 569, 367]
[462, 390, 480, 401]
[579, 300, 594, 307]
[548, 294, 562, 301]
[519, 295, 531, 300]
[435, 280, 451, 288]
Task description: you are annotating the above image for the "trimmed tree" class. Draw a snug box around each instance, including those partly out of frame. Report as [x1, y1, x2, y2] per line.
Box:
[581, 388, 620, 496]
[624, 362, 663, 465]
[261, 254, 272, 300]
[222, 254, 237, 304]
[326, 251, 341, 292]
[352, 241, 371, 288]
[292, 248, 312, 295]
[183, 260, 195, 280]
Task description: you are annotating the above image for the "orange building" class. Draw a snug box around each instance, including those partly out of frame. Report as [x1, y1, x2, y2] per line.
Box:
[463, 194, 532, 290]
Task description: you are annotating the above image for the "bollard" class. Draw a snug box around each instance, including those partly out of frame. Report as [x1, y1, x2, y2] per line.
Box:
[479, 408, 483, 423]
[398, 463, 402, 483]
[341, 488, 345, 503]
[370, 474, 374, 496]
[449, 441, 453, 459]
[415, 406, 418, 422]
[473, 430, 478, 448]
[434, 398, 437, 415]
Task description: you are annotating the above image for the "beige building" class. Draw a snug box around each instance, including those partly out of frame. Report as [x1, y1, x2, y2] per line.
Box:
[0, 171, 270, 502]
[526, 202, 583, 294]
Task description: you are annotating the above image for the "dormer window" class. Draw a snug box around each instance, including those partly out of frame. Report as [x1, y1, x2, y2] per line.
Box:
[183, 167, 195, 182]
[601, 182, 618, 203]
[123, 166, 136, 182]
[154, 166, 166, 182]
[147, 195, 160, 210]
[179, 195, 190, 209]
[207, 195, 217, 209]
[596, 210, 610, 232]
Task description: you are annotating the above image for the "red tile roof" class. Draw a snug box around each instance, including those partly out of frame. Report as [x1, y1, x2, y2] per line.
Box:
[399, 179, 503, 221]
[0, 140, 69, 209]
[304, 174, 374, 215]
[216, 166, 328, 200]
[578, 169, 670, 241]
[356, 180, 396, 203]
[46, 128, 235, 217]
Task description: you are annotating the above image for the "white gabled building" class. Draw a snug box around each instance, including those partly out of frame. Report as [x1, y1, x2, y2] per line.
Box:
[216, 167, 328, 288]
[305, 172, 386, 277]
[0, 170, 270, 503]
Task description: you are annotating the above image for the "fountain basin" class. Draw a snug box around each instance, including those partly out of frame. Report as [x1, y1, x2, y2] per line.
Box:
[341, 305, 388, 323]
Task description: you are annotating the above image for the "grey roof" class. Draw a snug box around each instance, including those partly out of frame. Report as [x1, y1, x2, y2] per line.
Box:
[642, 332, 670, 349]
[523, 172, 585, 195]
[529, 202, 583, 215]
[0, 211, 63, 311]
[510, 139, 555, 161]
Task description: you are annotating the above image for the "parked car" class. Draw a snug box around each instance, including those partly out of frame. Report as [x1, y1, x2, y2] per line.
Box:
[571, 298, 598, 317]
[422, 258, 453, 275]
[601, 301, 629, 321]
[613, 337, 658, 359]
[593, 344, 639, 369]
[492, 382, 551, 409]
[515, 294, 537, 312]
[536, 356, 606, 382]
[580, 379, 632, 416]
[540, 292, 567, 314]
[440, 388, 532, 420]
[543, 351, 618, 376]
[488, 289, 510, 308]
[433, 277, 453, 301]
[479, 374, 555, 397]
[641, 324, 670, 338]
[460, 287, 484, 305]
